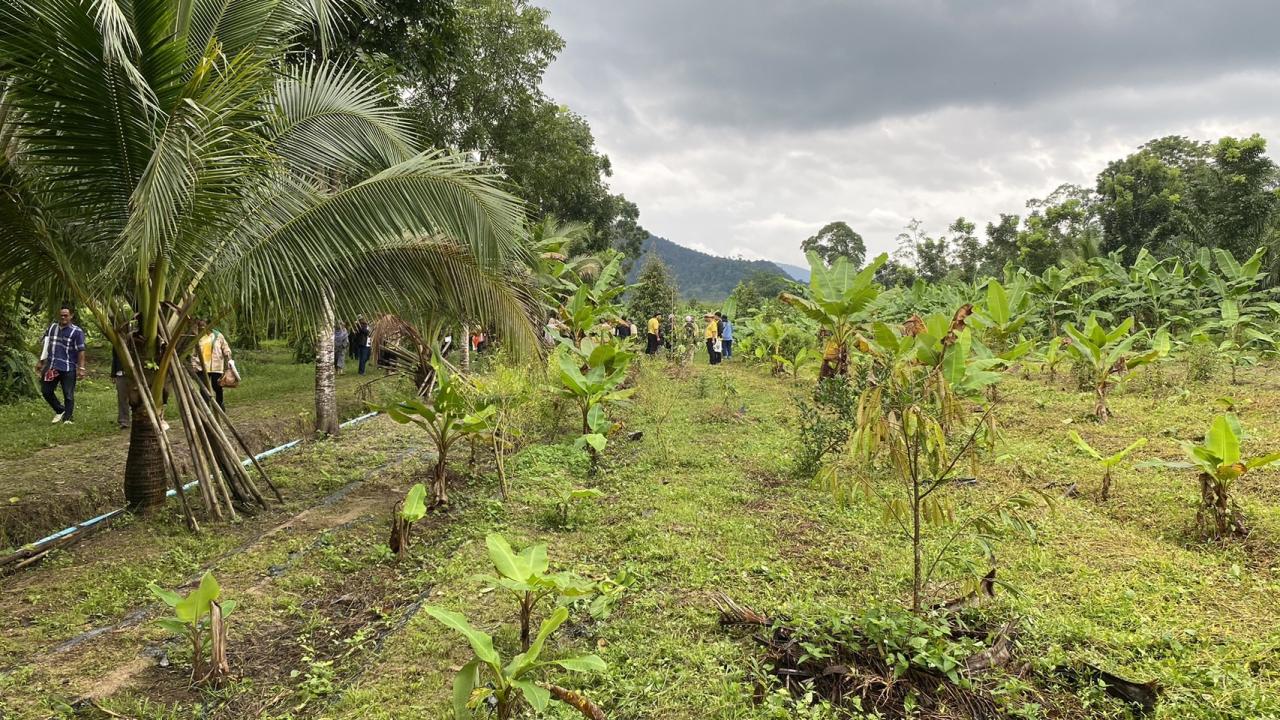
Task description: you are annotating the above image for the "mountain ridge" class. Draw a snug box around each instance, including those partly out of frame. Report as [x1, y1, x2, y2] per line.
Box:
[627, 235, 793, 301]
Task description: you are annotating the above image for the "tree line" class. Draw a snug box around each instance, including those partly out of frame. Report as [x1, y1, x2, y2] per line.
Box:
[804, 134, 1280, 285]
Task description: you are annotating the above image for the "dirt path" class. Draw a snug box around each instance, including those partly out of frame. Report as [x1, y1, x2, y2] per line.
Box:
[0, 397, 367, 549]
[0, 417, 445, 719]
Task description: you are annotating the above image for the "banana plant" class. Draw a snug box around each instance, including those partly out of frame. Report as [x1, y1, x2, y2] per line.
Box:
[1212, 296, 1275, 384]
[552, 338, 634, 464]
[780, 251, 887, 377]
[1031, 336, 1070, 381]
[148, 572, 237, 684]
[1063, 315, 1158, 422]
[389, 483, 428, 559]
[556, 251, 630, 345]
[376, 361, 496, 508]
[425, 604, 607, 720]
[774, 346, 818, 379]
[750, 318, 797, 375]
[971, 279, 1034, 363]
[1151, 414, 1280, 540]
[554, 488, 605, 529]
[481, 534, 597, 652]
[1067, 432, 1147, 500]
[1032, 265, 1095, 337]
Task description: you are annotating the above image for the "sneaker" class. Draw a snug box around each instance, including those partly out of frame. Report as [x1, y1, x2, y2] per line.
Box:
[51, 413, 63, 424]
[62, 420, 73, 425]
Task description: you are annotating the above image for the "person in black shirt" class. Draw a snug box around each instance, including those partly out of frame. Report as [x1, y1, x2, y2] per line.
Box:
[351, 316, 372, 375]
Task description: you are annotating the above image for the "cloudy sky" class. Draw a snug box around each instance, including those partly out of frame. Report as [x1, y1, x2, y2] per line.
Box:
[538, 0, 1280, 266]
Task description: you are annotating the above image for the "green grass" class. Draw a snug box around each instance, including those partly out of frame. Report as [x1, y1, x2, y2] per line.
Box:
[0, 340, 369, 459]
[4, 354, 1280, 719]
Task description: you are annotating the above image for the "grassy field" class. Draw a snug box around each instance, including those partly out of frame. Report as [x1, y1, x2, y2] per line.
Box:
[2, 353, 1280, 719]
[0, 341, 383, 549]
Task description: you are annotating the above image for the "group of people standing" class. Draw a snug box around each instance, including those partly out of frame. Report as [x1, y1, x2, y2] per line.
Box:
[703, 311, 733, 365]
[638, 310, 733, 365]
[335, 316, 373, 375]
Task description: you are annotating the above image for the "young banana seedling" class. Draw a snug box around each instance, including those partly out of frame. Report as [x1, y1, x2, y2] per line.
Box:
[1067, 432, 1147, 501]
[389, 483, 427, 559]
[148, 572, 237, 685]
[426, 605, 607, 720]
[1149, 414, 1280, 540]
[481, 534, 598, 652]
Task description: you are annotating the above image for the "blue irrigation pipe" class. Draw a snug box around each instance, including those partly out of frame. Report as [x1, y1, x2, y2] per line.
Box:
[19, 411, 382, 553]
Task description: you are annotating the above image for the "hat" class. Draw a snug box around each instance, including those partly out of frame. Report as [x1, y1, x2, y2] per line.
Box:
[684, 315, 693, 322]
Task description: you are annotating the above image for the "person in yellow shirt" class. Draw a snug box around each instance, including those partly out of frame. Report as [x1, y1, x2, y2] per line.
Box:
[645, 314, 661, 355]
[190, 317, 233, 409]
[704, 313, 721, 365]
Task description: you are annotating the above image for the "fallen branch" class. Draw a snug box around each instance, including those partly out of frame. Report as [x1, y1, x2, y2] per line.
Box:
[546, 685, 607, 720]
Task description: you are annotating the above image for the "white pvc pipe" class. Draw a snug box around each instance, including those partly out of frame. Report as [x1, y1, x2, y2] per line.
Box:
[20, 411, 381, 551]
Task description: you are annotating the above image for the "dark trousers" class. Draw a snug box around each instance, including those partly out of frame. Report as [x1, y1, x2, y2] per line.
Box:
[723, 339, 733, 358]
[113, 376, 130, 428]
[706, 339, 721, 365]
[356, 345, 371, 374]
[646, 333, 659, 355]
[41, 371, 77, 420]
[200, 372, 225, 410]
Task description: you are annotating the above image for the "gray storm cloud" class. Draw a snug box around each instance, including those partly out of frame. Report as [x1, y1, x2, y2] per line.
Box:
[539, 0, 1280, 264]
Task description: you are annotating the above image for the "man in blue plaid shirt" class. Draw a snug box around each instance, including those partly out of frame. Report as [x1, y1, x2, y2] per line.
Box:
[35, 304, 87, 424]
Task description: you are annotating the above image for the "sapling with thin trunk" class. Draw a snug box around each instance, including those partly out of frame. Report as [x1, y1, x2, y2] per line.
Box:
[833, 307, 1042, 613]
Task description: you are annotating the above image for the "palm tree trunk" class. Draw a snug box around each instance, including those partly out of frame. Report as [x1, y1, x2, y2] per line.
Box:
[124, 403, 168, 511]
[461, 323, 470, 372]
[315, 292, 339, 437]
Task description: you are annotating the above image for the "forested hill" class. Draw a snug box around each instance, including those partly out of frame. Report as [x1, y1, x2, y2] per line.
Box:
[627, 235, 792, 301]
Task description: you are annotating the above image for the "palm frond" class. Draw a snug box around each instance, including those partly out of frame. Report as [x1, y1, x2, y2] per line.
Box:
[269, 61, 416, 183]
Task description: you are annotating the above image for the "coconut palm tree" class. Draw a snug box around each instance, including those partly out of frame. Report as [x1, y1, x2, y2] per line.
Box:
[0, 0, 540, 519]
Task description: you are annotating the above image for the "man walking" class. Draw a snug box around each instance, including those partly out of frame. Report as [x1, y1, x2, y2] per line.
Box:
[36, 305, 86, 424]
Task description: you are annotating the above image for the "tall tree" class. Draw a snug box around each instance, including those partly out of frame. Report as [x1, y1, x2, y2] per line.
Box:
[1095, 137, 1204, 263]
[949, 217, 981, 283]
[0, 0, 539, 514]
[801, 221, 867, 267]
[628, 255, 678, 326]
[897, 219, 949, 283]
[982, 214, 1022, 276]
[1191, 135, 1280, 261]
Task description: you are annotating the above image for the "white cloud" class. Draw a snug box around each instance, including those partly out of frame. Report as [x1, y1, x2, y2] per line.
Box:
[540, 2, 1280, 266]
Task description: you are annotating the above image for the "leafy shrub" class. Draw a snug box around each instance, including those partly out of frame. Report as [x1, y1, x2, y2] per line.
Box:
[792, 375, 858, 479]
